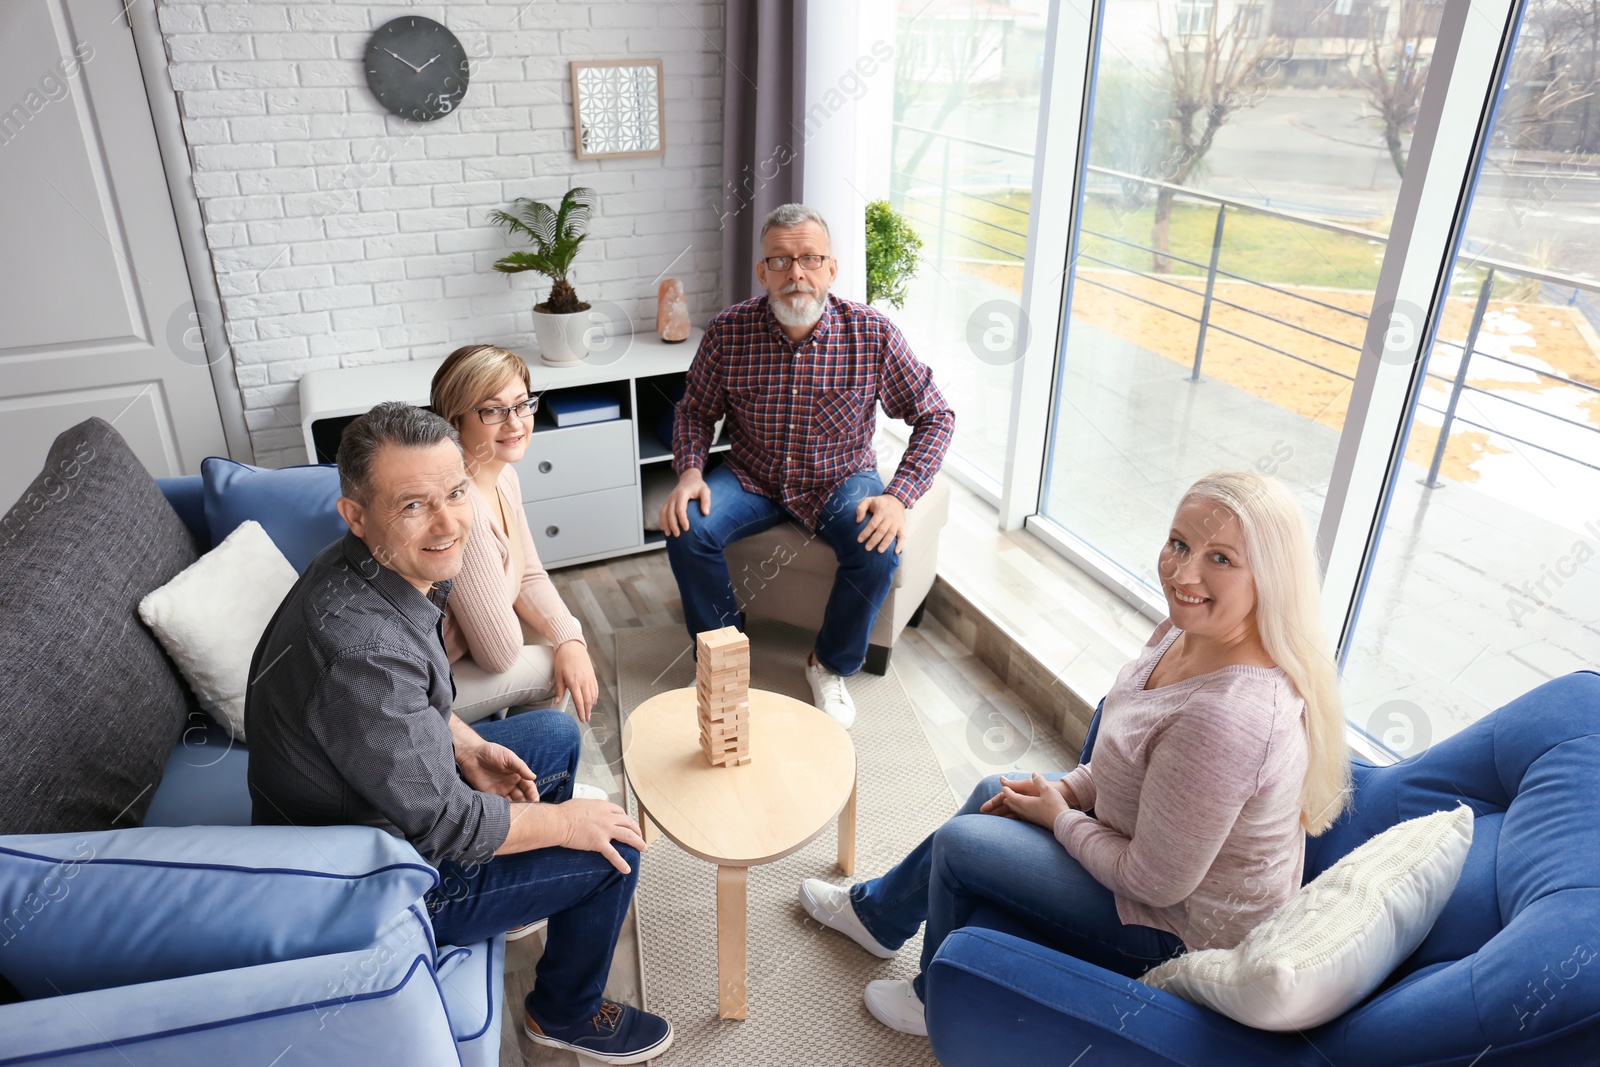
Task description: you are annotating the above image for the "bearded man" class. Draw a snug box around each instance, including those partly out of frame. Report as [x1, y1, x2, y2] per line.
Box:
[659, 203, 955, 728]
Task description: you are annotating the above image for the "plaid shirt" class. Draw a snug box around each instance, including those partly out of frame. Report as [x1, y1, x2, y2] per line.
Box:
[672, 294, 955, 529]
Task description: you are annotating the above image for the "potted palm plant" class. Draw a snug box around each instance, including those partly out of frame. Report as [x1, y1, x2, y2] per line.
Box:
[489, 186, 596, 366]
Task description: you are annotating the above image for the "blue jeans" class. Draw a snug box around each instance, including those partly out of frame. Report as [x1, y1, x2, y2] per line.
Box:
[664, 465, 901, 676]
[425, 710, 639, 1027]
[850, 774, 1185, 1001]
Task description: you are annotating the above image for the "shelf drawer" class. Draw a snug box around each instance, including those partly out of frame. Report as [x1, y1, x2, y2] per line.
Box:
[515, 419, 634, 503]
[526, 485, 641, 566]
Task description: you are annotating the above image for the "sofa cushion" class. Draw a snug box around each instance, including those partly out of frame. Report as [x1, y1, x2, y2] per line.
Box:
[155, 474, 210, 546]
[137, 520, 299, 741]
[0, 417, 196, 834]
[1141, 805, 1472, 1030]
[0, 824, 437, 998]
[201, 456, 346, 572]
[437, 937, 504, 1067]
[139, 711, 252, 828]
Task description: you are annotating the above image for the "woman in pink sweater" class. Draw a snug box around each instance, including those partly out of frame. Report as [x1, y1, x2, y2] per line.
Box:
[799, 471, 1352, 1037]
[429, 345, 599, 724]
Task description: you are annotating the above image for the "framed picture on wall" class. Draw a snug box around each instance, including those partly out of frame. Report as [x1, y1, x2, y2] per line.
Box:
[569, 59, 665, 160]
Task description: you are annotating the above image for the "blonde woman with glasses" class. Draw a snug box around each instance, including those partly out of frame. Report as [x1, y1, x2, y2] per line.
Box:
[429, 345, 600, 724]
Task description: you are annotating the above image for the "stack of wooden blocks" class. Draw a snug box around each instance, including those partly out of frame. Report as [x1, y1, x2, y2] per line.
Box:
[696, 626, 750, 767]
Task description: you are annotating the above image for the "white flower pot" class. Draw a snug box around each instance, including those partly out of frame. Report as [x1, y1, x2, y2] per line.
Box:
[532, 307, 590, 367]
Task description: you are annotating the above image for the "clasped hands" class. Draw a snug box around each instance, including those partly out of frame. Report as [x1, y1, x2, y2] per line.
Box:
[980, 773, 1081, 830]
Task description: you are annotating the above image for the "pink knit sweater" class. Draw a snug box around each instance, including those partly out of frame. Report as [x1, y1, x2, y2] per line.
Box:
[441, 464, 584, 672]
[1055, 620, 1308, 951]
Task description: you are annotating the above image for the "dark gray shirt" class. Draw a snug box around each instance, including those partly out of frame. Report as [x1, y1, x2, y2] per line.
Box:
[245, 532, 510, 867]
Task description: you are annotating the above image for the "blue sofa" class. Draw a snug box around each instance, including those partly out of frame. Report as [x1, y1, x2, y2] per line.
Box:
[925, 671, 1600, 1066]
[0, 473, 504, 1067]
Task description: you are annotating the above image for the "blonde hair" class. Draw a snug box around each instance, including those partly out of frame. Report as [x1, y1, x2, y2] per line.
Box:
[429, 344, 530, 427]
[1179, 470, 1351, 835]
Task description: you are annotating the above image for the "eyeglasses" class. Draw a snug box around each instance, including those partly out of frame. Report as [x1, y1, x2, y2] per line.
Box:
[473, 397, 538, 424]
[762, 254, 832, 271]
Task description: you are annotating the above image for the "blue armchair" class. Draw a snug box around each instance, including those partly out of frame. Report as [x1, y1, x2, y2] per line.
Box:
[0, 474, 504, 1067]
[924, 671, 1600, 1066]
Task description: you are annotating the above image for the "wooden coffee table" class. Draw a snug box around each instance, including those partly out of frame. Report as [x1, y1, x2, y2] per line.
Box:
[621, 686, 857, 1019]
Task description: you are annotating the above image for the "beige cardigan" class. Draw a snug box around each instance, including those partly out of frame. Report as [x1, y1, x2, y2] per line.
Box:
[441, 464, 584, 671]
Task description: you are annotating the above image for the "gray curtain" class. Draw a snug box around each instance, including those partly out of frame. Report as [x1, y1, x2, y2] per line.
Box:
[720, 0, 807, 307]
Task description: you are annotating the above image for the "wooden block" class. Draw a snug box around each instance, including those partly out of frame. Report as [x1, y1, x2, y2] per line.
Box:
[699, 677, 749, 695]
[697, 627, 747, 658]
[708, 625, 746, 647]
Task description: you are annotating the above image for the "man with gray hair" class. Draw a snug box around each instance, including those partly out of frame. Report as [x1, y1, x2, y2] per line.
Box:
[660, 204, 954, 728]
[246, 401, 672, 1063]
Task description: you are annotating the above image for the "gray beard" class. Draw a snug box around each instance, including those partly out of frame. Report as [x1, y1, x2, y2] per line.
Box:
[771, 288, 826, 330]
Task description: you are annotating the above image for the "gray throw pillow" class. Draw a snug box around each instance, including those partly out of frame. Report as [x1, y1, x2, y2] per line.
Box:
[0, 418, 199, 833]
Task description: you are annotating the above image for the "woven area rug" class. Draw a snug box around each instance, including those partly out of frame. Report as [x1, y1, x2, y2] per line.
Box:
[616, 621, 947, 1067]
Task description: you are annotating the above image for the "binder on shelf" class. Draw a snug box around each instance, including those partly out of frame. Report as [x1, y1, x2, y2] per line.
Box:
[544, 387, 621, 427]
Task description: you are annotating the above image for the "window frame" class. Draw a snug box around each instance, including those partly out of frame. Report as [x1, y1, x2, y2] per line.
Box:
[976, 0, 1528, 762]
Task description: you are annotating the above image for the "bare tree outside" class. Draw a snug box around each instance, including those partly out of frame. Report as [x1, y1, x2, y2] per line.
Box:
[1495, 0, 1596, 152]
[891, 8, 1010, 202]
[1148, 2, 1292, 271]
[1359, 1, 1441, 177]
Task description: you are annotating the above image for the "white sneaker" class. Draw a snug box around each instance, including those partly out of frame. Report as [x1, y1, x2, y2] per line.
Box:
[571, 782, 609, 802]
[805, 659, 856, 729]
[864, 979, 927, 1037]
[505, 918, 547, 941]
[799, 878, 896, 958]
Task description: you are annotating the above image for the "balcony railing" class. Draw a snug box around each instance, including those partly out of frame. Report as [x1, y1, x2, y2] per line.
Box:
[889, 121, 1600, 483]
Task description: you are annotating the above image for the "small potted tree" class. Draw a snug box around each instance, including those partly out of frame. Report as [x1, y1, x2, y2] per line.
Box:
[865, 199, 923, 309]
[490, 186, 596, 366]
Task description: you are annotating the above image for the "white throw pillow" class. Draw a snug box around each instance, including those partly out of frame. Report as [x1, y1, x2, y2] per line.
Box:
[1140, 804, 1474, 1031]
[137, 520, 299, 741]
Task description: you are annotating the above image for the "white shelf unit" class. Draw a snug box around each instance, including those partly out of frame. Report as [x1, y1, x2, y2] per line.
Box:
[297, 329, 726, 569]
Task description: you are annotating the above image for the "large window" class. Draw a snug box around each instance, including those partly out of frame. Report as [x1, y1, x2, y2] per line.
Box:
[881, 0, 1050, 490]
[1027, 0, 1597, 756]
[1342, 0, 1600, 756]
[860, 0, 1590, 759]
[1039, 0, 1418, 593]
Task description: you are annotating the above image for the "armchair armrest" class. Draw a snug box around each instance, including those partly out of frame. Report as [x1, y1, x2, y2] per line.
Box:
[0, 907, 458, 1066]
[0, 824, 436, 998]
[925, 927, 1308, 1067]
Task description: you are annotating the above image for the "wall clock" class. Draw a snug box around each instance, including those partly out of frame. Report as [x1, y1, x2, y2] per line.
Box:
[364, 16, 469, 122]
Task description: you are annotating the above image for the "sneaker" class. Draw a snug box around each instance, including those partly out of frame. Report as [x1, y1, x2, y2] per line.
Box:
[524, 1000, 673, 1064]
[805, 659, 856, 729]
[799, 878, 896, 958]
[504, 918, 547, 941]
[864, 979, 927, 1037]
[571, 782, 610, 802]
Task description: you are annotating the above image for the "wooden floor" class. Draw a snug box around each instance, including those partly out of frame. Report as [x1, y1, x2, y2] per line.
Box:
[496, 548, 1072, 1066]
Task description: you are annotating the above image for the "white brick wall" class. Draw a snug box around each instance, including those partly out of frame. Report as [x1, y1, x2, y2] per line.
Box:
[154, 0, 726, 467]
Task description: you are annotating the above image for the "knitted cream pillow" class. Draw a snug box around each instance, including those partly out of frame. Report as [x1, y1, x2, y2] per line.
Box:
[1141, 804, 1474, 1030]
[137, 520, 299, 741]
